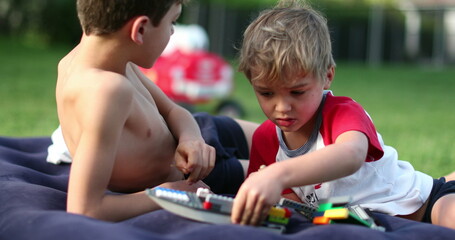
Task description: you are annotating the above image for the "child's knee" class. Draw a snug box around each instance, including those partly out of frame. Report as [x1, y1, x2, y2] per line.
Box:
[432, 194, 455, 229]
[234, 119, 259, 152]
[444, 171, 455, 182]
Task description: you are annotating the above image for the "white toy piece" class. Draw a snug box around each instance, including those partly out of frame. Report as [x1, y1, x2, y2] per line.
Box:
[146, 187, 291, 233]
[147, 187, 232, 224]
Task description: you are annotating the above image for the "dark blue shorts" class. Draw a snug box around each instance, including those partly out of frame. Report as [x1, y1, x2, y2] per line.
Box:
[193, 112, 249, 195]
[422, 177, 455, 223]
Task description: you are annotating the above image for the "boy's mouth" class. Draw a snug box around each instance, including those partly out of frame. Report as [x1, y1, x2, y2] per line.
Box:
[275, 118, 295, 127]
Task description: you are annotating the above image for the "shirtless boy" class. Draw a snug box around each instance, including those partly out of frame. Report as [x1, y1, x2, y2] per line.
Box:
[57, 0, 257, 222]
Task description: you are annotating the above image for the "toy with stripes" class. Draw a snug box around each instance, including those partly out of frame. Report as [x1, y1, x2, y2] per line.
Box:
[146, 187, 291, 233]
[277, 197, 317, 220]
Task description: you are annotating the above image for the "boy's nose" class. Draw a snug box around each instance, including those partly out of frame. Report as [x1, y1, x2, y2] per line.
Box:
[275, 98, 292, 113]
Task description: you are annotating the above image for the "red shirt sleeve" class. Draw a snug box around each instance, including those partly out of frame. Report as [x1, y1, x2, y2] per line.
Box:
[320, 94, 384, 162]
[247, 120, 294, 194]
[247, 120, 278, 176]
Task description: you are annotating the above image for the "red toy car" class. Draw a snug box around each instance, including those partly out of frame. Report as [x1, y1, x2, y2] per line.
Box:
[141, 49, 244, 117]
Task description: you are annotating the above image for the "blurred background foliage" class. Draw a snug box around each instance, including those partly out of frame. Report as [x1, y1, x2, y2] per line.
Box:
[0, 0, 81, 47]
[1, 0, 454, 66]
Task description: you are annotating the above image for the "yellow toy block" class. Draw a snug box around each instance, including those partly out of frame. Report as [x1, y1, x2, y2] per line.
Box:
[323, 208, 349, 219]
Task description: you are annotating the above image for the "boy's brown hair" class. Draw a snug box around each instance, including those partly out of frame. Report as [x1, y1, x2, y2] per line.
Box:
[77, 0, 187, 35]
[238, 0, 335, 84]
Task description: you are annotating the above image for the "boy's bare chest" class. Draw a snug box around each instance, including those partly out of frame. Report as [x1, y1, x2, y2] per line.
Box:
[113, 65, 177, 184]
[112, 91, 176, 191]
[125, 82, 168, 143]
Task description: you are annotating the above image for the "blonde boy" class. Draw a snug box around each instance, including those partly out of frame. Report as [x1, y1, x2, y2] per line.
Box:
[232, 0, 455, 230]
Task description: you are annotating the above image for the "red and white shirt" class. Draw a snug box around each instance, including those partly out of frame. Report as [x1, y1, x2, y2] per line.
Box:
[248, 92, 433, 215]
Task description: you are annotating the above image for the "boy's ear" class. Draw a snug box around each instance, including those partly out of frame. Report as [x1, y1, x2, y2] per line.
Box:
[323, 66, 335, 89]
[130, 16, 150, 45]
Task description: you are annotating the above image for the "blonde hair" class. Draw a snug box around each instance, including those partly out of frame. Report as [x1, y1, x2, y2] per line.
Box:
[238, 0, 335, 83]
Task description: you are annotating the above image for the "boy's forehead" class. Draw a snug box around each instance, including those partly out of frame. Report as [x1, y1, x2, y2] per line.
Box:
[252, 73, 316, 88]
[251, 65, 314, 82]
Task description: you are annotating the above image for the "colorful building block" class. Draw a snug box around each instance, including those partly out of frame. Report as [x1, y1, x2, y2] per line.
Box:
[311, 196, 385, 232]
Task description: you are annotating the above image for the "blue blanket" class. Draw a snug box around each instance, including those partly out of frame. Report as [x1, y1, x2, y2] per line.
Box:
[1, 136, 454, 240]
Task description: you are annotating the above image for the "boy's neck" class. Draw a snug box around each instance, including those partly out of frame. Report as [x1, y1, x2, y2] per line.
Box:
[79, 34, 131, 75]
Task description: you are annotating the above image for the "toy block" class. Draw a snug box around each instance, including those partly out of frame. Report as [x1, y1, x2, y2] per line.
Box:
[331, 211, 371, 228]
[203, 201, 212, 210]
[146, 187, 292, 234]
[306, 196, 385, 231]
[204, 194, 233, 214]
[313, 216, 331, 225]
[317, 202, 333, 211]
[278, 198, 316, 220]
[267, 215, 290, 225]
[312, 211, 325, 217]
[323, 208, 349, 219]
[269, 206, 286, 218]
[283, 208, 292, 218]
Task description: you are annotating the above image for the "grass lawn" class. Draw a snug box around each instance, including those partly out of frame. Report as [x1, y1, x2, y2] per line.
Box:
[1, 37, 454, 178]
[0, 38, 70, 137]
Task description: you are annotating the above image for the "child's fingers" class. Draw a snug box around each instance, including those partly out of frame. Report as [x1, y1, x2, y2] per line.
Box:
[239, 192, 260, 225]
[185, 150, 202, 183]
[231, 190, 248, 224]
[201, 146, 215, 179]
[250, 199, 269, 225]
[187, 145, 215, 182]
[186, 165, 202, 183]
[174, 154, 190, 174]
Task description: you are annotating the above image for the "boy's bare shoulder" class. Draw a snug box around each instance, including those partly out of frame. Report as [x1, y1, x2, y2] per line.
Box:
[57, 62, 135, 127]
[58, 46, 133, 101]
[75, 70, 134, 114]
[61, 66, 132, 99]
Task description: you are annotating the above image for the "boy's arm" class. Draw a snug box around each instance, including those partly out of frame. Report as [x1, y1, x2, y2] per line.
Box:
[66, 73, 163, 221]
[131, 64, 215, 183]
[231, 130, 368, 225]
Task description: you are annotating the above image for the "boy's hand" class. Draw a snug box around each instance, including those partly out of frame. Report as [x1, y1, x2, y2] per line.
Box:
[174, 140, 216, 183]
[231, 170, 282, 225]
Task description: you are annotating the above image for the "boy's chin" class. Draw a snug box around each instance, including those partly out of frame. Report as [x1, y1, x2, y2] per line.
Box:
[140, 62, 155, 69]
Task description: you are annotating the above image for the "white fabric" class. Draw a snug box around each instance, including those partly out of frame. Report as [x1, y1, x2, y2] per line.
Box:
[277, 131, 433, 216]
[46, 126, 72, 164]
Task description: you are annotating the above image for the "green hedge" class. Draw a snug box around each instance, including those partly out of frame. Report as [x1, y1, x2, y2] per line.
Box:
[0, 0, 80, 45]
[0, 0, 398, 46]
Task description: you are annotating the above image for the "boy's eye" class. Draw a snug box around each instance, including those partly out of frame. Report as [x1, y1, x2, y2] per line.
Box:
[258, 91, 273, 97]
[291, 90, 305, 95]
